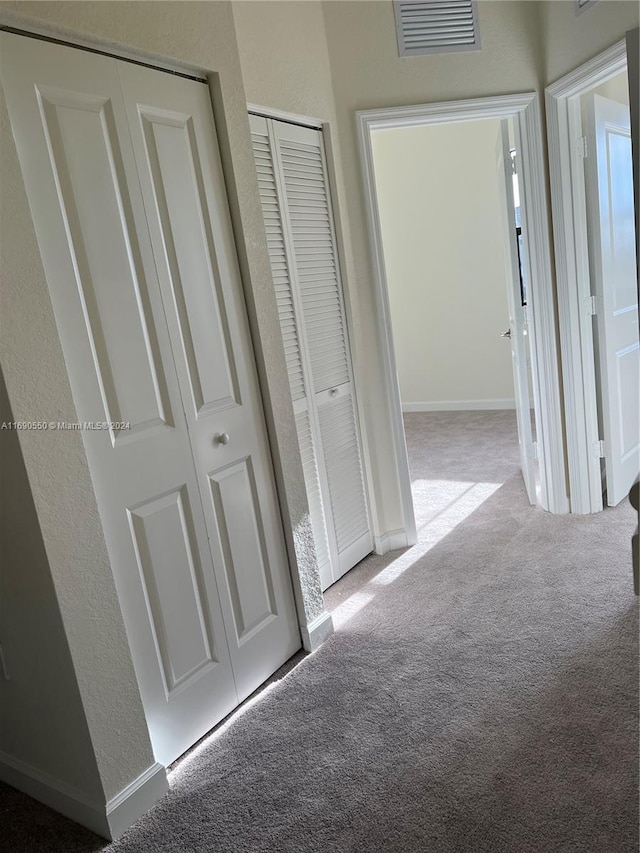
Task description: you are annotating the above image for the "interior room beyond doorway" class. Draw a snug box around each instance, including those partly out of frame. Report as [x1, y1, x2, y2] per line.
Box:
[369, 116, 538, 525]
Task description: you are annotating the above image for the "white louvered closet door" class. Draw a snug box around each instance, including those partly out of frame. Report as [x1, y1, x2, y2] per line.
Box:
[250, 114, 333, 589]
[250, 114, 372, 589]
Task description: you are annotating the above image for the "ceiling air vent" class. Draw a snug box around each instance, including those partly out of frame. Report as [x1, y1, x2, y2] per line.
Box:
[394, 0, 481, 57]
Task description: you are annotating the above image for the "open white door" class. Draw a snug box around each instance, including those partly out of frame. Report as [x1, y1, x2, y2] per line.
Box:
[496, 121, 537, 504]
[584, 94, 640, 507]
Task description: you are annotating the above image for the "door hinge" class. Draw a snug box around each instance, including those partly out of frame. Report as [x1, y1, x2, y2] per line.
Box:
[594, 439, 605, 458]
[532, 441, 539, 461]
[586, 295, 598, 316]
[577, 136, 588, 159]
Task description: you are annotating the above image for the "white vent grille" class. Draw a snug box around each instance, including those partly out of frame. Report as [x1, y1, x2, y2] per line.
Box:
[394, 0, 481, 56]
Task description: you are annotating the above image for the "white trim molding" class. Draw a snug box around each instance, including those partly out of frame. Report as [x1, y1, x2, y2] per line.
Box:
[0, 751, 168, 840]
[0, 750, 110, 838]
[402, 399, 516, 412]
[300, 610, 334, 652]
[374, 528, 410, 555]
[0, 15, 207, 81]
[106, 762, 169, 840]
[247, 102, 322, 130]
[356, 93, 570, 518]
[545, 40, 627, 514]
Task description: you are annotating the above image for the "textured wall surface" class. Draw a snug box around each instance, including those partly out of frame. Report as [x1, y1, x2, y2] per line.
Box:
[0, 0, 324, 805]
[0, 370, 105, 801]
[372, 118, 515, 407]
[540, 0, 639, 85]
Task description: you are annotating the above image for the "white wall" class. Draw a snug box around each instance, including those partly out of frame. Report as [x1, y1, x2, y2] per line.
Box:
[592, 70, 630, 105]
[540, 0, 640, 85]
[371, 119, 515, 410]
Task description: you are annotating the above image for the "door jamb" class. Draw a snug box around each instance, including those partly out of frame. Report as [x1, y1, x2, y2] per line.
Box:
[545, 39, 627, 514]
[356, 93, 570, 528]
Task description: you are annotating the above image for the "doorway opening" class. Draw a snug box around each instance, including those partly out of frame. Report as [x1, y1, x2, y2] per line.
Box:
[369, 116, 538, 533]
[357, 94, 570, 548]
[546, 41, 639, 514]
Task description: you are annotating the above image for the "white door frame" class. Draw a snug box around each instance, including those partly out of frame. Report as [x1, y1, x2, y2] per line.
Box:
[356, 92, 570, 538]
[545, 40, 628, 514]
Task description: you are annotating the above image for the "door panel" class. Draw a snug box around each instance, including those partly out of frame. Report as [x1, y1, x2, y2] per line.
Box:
[1, 34, 239, 766]
[251, 111, 373, 589]
[209, 459, 277, 643]
[128, 487, 221, 694]
[584, 94, 640, 506]
[294, 407, 332, 589]
[117, 63, 301, 702]
[138, 107, 240, 414]
[496, 121, 537, 504]
[1, 33, 300, 765]
[37, 87, 172, 437]
[251, 124, 307, 402]
[250, 114, 336, 590]
[272, 120, 372, 584]
[317, 390, 371, 574]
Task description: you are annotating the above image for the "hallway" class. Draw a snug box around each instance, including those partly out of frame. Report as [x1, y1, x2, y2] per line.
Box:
[2, 414, 637, 853]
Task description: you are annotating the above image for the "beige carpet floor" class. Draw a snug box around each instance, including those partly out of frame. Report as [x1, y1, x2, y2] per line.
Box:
[1, 411, 637, 853]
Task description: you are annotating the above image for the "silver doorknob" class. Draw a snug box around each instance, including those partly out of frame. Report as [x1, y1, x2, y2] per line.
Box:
[501, 329, 512, 339]
[213, 432, 230, 446]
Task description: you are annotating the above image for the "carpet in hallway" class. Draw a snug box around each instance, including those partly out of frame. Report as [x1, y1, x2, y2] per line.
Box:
[1, 412, 637, 852]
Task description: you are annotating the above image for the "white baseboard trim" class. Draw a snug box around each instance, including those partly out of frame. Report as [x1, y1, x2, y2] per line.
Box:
[300, 610, 334, 652]
[0, 750, 109, 837]
[374, 529, 409, 555]
[0, 750, 169, 841]
[402, 399, 516, 412]
[106, 761, 169, 840]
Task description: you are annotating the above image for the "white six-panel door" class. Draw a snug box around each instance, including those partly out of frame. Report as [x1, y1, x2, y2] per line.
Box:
[1, 33, 300, 766]
[250, 114, 372, 591]
[584, 94, 640, 507]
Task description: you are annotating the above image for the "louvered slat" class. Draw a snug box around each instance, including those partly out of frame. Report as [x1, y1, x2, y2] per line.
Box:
[318, 395, 369, 553]
[295, 408, 332, 586]
[394, 0, 480, 56]
[251, 130, 306, 402]
[280, 140, 350, 393]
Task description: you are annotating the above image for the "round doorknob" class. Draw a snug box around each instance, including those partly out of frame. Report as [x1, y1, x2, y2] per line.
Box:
[213, 432, 230, 446]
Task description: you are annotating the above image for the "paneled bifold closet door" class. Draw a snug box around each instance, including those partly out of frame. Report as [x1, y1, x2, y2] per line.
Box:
[250, 114, 372, 591]
[1, 32, 300, 767]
